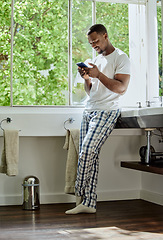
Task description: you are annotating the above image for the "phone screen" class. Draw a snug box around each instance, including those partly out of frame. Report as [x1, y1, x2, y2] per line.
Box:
[76, 62, 88, 68]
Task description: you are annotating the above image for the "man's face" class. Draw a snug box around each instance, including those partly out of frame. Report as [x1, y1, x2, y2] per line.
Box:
[88, 31, 107, 54]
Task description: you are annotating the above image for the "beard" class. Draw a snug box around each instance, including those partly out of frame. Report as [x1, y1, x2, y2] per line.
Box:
[95, 47, 103, 54]
[98, 49, 103, 54]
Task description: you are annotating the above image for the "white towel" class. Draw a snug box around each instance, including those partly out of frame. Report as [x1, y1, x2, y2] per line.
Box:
[0, 130, 19, 176]
[63, 129, 79, 194]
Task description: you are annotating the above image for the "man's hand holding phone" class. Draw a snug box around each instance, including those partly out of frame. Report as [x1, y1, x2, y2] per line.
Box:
[76, 62, 90, 80]
[77, 62, 100, 80]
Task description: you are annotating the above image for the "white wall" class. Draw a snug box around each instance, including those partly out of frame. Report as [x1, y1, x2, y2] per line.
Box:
[0, 134, 142, 206]
[141, 134, 163, 206]
[0, 108, 162, 206]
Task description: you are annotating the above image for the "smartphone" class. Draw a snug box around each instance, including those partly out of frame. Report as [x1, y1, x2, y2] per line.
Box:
[76, 62, 88, 68]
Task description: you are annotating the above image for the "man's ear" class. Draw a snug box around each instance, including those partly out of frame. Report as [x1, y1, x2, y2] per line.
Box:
[104, 33, 108, 39]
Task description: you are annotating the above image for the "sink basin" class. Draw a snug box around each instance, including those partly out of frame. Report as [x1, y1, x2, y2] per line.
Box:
[116, 107, 163, 128]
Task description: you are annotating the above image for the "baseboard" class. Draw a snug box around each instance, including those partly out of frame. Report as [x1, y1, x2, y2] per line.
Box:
[97, 190, 140, 201]
[0, 194, 22, 206]
[140, 190, 163, 206]
[0, 189, 140, 206]
[1, 190, 162, 207]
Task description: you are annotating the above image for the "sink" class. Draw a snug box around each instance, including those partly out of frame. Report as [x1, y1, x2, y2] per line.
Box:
[116, 107, 163, 128]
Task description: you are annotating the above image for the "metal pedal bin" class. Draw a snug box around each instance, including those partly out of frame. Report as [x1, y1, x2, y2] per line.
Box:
[22, 176, 40, 210]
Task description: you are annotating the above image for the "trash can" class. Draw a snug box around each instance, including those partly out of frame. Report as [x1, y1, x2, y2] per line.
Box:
[22, 176, 40, 210]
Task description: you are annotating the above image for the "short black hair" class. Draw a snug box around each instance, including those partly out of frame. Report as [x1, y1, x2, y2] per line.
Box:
[87, 24, 108, 36]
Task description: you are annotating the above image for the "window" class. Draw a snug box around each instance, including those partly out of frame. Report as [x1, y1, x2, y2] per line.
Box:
[72, 1, 129, 106]
[72, 0, 92, 105]
[13, 0, 68, 106]
[0, 0, 160, 107]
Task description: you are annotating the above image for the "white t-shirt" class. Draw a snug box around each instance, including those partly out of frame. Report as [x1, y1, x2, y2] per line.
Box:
[85, 48, 130, 111]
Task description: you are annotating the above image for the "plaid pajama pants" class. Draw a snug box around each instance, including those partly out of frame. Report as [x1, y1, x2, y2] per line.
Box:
[75, 109, 120, 209]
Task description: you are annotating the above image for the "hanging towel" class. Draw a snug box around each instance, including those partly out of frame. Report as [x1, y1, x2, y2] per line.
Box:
[63, 129, 80, 194]
[0, 130, 19, 176]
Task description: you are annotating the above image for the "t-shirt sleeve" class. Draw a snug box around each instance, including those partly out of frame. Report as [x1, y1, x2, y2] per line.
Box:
[115, 54, 130, 75]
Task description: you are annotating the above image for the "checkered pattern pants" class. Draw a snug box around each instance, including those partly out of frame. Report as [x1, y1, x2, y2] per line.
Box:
[75, 109, 120, 209]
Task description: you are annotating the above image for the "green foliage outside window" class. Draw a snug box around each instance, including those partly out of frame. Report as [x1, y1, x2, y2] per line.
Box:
[13, 0, 68, 105]
[96, 2, 129, 56]
[0, 0, 69, 106]
[0, 1, 134, 106]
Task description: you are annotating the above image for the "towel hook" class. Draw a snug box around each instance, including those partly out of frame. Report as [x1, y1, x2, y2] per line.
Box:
[64, 118, 74, 130]
[0, 117, 12, 131]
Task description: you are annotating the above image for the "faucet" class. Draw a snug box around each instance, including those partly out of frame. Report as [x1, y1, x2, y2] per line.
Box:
[146, 101, 150, 107]
[137, 101, 142, 108]
[160, 96, 163, 107]
[146, 99, 159, 107]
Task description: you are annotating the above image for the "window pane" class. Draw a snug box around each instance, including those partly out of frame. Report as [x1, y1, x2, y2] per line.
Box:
[72, 1, 129, 106]
[72, 0, 92, 105]
[157, 2, 163, 97]
[96, 2, 129, 56]
[0, 1, 11, 106]
[13, 0, 68, 105]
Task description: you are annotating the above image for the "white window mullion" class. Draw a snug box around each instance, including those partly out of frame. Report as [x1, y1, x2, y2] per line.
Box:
[68, 0, 72, 105]
[161, 0, 163, 82]
[92, 0, 96, 24]
[10, 0, 14, 106]
[92, 0, 96, 59]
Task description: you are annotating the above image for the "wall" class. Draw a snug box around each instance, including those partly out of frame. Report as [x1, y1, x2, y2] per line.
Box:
[0, 134, 142, 206]
[0, 107, 162, 206]
[141, 134, 163, 206]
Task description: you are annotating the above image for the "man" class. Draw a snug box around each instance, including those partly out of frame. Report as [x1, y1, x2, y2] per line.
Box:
[65, 24, 130, 214]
